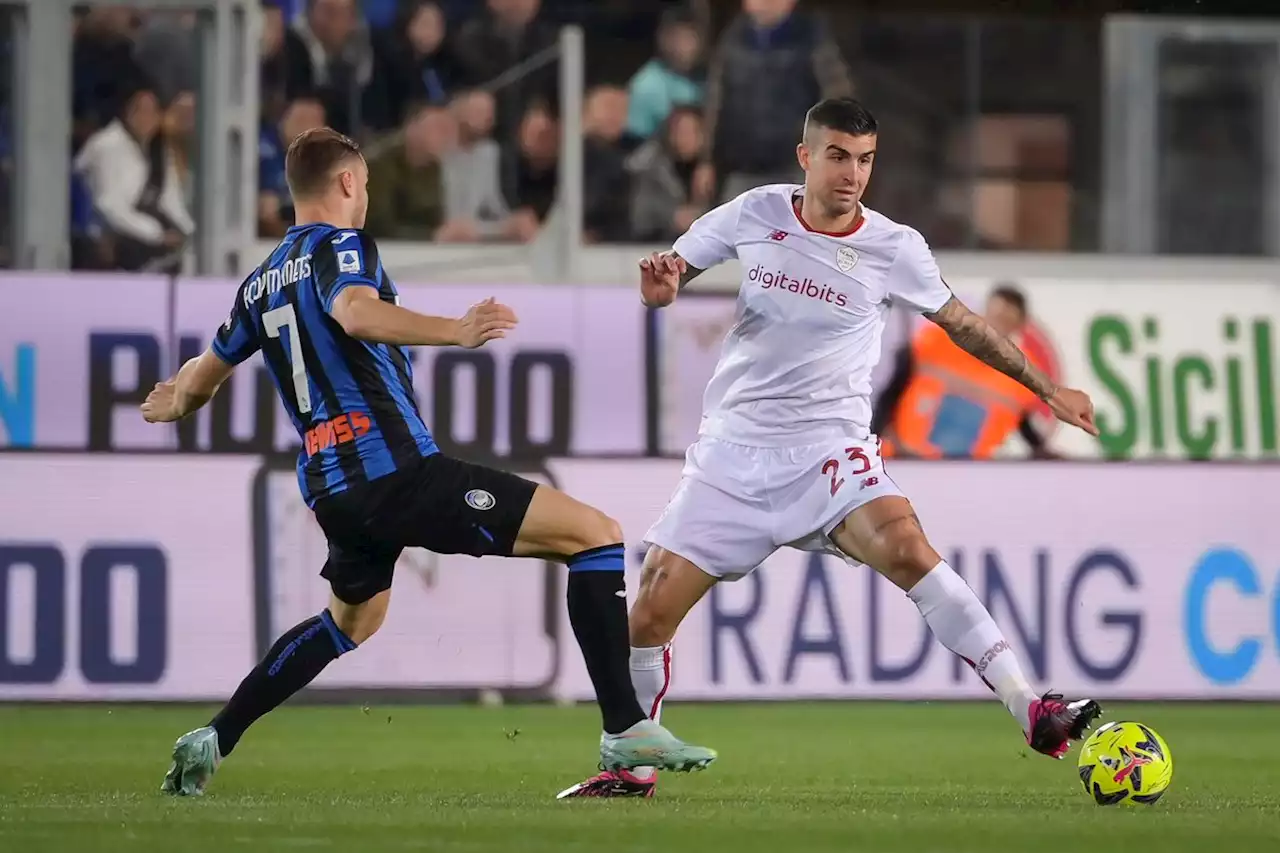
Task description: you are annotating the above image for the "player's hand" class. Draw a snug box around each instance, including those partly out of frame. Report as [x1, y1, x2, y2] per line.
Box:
[1046, 386, 1099, 437]
[457, 296, 518, 348]
[639, 251, 684, 308]
[141, 380, 180, 423]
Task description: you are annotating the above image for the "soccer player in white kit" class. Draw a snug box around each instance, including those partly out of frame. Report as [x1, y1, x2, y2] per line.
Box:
[557, 98, 1104, 800]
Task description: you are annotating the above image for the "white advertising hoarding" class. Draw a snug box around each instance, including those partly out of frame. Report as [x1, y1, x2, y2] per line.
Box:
[982, 278, 1280, 461]
[0, 276, 648, 456]
[652, 277, 1280, 461]
[254, 461, 558, 691]
[0, 454, 560, 699]
[0, 455, 259, 700]
[547, 458, 1280, 700]
[3, 452, 1277, 700]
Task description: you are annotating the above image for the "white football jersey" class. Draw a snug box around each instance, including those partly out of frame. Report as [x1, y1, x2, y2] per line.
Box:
[672, 184, 953, 447]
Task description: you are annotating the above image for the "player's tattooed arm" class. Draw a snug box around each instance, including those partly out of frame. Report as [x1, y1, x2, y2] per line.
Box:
[673, 253, 704, 290]
[925, 296, 1059, 400]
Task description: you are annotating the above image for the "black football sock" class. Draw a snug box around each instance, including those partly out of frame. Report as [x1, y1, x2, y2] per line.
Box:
[566, 544, 647, 735]
[209, 609, 357, 755]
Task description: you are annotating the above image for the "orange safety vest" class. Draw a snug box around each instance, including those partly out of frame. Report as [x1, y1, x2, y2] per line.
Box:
[883, 324, 1040, 459]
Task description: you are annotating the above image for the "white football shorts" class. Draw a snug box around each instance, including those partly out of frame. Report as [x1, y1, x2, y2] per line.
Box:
[643, 435, 904, 581]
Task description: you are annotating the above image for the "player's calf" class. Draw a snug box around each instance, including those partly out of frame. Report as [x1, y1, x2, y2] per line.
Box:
[510, 485, 653, 738]
[512, 486, 644, 735]
[617, 546, 719, 784]
[513, 488, 717, 776]
[629, 546, 716, 648]
[161, 591, 385, 795]
[829, 496, 1101, 753]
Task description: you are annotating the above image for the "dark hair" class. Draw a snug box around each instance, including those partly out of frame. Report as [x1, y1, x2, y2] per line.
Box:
[659, 7, 698, 30]
[804, 98, 878, 139]
[990, 283, 1028, 318]
[285, 126, 362, 199]
[118, 76, 160, 118]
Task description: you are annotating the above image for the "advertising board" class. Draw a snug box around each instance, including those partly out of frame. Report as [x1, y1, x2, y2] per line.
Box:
[4, 453, 1276, 701]
[0, 275, 647, 456]
[650, 278, 1280, 460]
[0, 455, 259, 700]
[547, 458, 1280, 700]
[252, 457, 559, 692]
[0, 454, 561, 699]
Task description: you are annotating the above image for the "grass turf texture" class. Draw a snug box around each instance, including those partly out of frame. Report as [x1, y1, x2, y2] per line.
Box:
[1, 702, 1277, 852]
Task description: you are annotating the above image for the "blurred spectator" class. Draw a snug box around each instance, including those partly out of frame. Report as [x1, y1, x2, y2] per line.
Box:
[582, 85, 632, 243]
[366, 0, 461, 131]
[454, 0, 559, 141]
[438, 89, 512, 242]
[364, 104, 459, 239]
[261, 1, 290, 124]
[626, 8, 703, 141]
[284, 0, 374, 136]
[702, 0, 853, 202]
[259, 97, 327, 237]
[873, 286, 1060, 460]
[165, 91, 198, 209]
[133, 10, 198, 104]
[627, 105, 709, 242]
[74, 85, 194, 274]
[69, 169, 113, 271]
[72, 6, 145, 148]
[502, 100, 558, 241]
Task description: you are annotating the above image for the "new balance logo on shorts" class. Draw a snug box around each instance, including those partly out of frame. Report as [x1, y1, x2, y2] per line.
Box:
[860, 476, 879, 490]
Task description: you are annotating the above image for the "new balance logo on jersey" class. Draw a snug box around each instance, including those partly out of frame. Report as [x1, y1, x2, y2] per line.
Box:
[768, 230, 788, 241]
[748, 263, 848, 307]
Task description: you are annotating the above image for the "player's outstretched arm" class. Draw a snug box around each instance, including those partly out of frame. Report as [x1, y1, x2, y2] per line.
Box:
[639, 251, 704, 308]
[641, 192, 743, 306]
[330, 286, 517, 349]
[925, 295, 1099, 437]
[140, 349, 234, 423]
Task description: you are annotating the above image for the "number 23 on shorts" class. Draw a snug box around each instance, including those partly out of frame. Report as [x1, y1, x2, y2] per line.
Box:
[821, 445, 877, 497]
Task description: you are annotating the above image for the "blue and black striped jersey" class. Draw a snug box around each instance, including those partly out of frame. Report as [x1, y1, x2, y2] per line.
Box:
[212, 223, 438, 506]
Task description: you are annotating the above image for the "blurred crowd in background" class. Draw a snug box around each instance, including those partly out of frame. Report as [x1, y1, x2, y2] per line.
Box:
[0, 0, 1268, 271]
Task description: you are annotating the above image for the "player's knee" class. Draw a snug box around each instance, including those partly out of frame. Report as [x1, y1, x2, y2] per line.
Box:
[595, 511, 625, 548]
[571, 507, 624, 553]
[328, 589, 390, 646]
[877, 525, 939, 590]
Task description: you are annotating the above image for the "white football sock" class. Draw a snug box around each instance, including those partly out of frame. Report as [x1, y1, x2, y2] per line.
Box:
[907, 562, 1039, 733]
[626, 644, 671, 780]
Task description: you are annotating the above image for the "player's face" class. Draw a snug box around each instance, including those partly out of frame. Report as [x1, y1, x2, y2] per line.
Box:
[798, 129, 876, 216]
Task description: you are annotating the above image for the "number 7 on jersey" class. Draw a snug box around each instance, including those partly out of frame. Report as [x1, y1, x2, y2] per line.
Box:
[263, 304, 313, 415]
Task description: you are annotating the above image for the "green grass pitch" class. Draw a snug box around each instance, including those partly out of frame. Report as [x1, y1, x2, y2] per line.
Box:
[1, 702, 1278, 852]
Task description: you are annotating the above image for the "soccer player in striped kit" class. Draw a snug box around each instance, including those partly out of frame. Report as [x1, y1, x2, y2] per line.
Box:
[142, 127, 716, 796]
